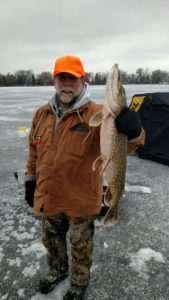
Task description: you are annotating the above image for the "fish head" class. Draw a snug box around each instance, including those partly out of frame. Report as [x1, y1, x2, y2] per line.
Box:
[104, 63, 127, 116]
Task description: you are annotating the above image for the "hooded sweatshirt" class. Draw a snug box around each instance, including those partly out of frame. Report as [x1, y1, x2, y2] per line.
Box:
[50, 83, 90, 135]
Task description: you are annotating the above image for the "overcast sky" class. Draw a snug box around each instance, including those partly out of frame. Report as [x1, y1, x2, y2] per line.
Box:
[1, 0, 169, 75]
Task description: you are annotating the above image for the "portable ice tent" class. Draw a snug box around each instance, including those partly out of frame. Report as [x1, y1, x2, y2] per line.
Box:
[130, 92, 169, 165]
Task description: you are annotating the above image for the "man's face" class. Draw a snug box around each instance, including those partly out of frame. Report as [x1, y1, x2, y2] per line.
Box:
[54, 73, 84, 107]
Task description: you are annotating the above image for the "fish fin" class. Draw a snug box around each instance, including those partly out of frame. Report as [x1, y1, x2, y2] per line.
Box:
[104, 187, 112, 206]
[89, 111, 103, 127]
[102, 205, 118, 227]
[92, 155, 103, 171]
[101, 158, 110, 175]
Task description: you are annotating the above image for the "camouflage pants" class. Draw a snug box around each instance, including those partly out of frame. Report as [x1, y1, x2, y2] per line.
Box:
[42, 214, 94, 285]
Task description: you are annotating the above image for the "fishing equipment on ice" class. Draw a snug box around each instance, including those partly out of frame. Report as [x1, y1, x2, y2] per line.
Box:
[13, 171, 18, 180]
[17, 127, 27, 138]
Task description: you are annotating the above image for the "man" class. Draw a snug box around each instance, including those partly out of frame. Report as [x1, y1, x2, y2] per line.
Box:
[25, 56, 145, 300]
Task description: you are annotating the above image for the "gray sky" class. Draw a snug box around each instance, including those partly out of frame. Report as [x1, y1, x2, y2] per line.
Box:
[1, 0, 169, 75]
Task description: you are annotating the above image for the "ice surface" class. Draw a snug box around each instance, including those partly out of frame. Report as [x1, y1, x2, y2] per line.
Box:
[125, 183, 152, 193]
[103, 242, 109, 248]
[1, 294, 9, 300]
[30, 279, 70, 300]
[129, 248, 165, 279]
[18, 289, 25, 298]
[20, 240, 46, 258]
[11, 230, 35, 241]
[0, 248, 4, 262]
[22, 262, 40, 277]
[7, 257, 22, 267]
[90, 264, 99, 273]
[1, 86, 169, 300]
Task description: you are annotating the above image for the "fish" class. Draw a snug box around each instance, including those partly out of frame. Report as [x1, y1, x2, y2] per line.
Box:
[89, 63, 128, 226]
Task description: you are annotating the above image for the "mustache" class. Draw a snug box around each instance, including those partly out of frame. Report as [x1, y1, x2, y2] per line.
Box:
[59, 87, 74, 93]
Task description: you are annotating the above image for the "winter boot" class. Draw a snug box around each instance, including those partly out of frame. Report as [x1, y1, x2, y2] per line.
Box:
[63, 284, 87, 300]
[38, 272, 68, 294]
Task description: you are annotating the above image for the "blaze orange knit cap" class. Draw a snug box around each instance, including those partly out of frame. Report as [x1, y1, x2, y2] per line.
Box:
[53, 55, 85, 78]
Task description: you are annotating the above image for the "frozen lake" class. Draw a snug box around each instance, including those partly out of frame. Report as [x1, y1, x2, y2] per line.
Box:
[0, 84, 169, 141]
[0, 85, 169, 300]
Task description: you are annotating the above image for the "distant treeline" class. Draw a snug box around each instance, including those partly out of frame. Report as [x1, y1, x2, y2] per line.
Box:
[0, 68, 169, 86]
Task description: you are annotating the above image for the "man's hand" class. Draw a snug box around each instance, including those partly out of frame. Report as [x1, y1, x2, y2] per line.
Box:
[115, 107, 142, 140]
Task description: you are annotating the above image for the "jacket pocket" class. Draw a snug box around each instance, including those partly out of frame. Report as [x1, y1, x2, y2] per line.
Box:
[67, 125, 91, 157]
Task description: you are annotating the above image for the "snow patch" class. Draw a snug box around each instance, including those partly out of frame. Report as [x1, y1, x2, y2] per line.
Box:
[94, 218, 114, 227]
[91, 264, 99, 273]
[129, 247, 165, 279]
[3, 220, 15, 226]
[94, 219, 102, 227]
[4, 275, 9, 281]
[1, 225, 14, 233]
[18, 288, 25, 298]
[18, 225, 27, 232]
[30, 227, 37, 234]
[11, 231, 35, 241]
[104, 242, 109, 248]
[125, 183, 151, 194]
[1, 294, 8, 300]
[22, 262, 40, 277]
[20, 240, 46, 258]
[7, 257, 21, 267]
[0, 233, 10, 242]
[0, 247, 4, 262]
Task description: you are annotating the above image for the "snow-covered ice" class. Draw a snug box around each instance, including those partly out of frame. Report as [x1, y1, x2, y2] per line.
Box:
[125, 183, 152, 193]
[20, 240, 46, 258]
[1, 86, 169, 300]
[103, 242, 109, 248]
[129, 247, 165, 279]
[7, 257, 22, 267]
[30, 279, 70, 300]
[18, 289, 25, 298]
[22, 262, 40, 277]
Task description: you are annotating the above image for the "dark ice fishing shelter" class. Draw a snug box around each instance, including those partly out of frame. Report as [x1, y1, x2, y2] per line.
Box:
[129, 92, 169, 166]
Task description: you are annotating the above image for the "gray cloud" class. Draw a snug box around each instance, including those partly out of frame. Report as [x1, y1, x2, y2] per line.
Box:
[1, 0, 169, 74]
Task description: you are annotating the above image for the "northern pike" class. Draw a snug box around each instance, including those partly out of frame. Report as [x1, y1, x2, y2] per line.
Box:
[89, 63, 127, 226]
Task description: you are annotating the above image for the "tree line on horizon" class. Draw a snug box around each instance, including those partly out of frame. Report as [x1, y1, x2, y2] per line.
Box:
[0, 68, 169, 87]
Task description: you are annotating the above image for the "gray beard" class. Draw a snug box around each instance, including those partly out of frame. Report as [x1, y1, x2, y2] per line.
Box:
[58, 95, 79, 108]
[59, 91, 75, 103]
[56, 85, 83, 104]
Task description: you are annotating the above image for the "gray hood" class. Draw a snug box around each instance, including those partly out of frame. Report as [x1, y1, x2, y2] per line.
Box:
[49, 83, 91, 115]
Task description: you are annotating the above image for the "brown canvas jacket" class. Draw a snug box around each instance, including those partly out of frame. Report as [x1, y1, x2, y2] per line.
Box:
[26, 93, 145, 217]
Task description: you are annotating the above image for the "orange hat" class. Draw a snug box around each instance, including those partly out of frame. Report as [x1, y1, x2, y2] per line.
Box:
[53, 55, 85, 78]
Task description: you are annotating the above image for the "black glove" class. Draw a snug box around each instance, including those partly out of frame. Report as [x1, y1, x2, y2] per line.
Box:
[115, 107, 142, 140]
[25, 180, 36, 207]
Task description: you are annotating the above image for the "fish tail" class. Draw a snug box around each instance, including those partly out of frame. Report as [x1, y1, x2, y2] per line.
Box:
[102, 204, 118, 227]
